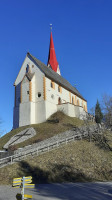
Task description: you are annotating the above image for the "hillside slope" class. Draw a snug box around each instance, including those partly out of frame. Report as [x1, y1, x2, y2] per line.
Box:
[0, 136, 112, 185]
[0, 112, 85, 150]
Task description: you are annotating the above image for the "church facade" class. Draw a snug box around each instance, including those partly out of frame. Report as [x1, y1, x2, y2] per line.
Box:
[13, 32, 87, 129]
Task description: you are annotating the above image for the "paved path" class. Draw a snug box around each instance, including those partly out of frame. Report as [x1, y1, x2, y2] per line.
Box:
[0, 182, 112, 200]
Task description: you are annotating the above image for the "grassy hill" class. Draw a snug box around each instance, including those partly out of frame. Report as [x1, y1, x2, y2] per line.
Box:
[0, 112, 85, 150]
[0, 112, 112, 185]
[0, 136, 112, 185]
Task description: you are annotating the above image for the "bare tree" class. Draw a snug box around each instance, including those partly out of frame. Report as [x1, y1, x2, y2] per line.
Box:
[102, 94, 112, 129]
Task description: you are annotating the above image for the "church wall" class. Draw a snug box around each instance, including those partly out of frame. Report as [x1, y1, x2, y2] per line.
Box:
[21, 77, 29, 103]
[19, 102, 31, 127]
[13, 54, 88, 128]
[31, 63, 45, 104]
[30, 102, 36, 124]
[57, 103, 75, 117]
[31, 76, 35, 102]
[45, 77, 86, 109]
[78, 106, 87, 119]
[15, 83, 21, 107]
[35, 101, 46, 123]
[15, 56, 30, 86]
[45, 77, 70, 105]
[45, 101, 57, 119]
[13, 107, 19, 129]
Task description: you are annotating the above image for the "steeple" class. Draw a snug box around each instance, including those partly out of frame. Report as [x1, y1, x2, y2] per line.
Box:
[47, 27, 61, 75]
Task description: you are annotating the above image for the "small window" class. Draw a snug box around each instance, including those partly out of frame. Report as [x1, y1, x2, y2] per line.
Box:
[58, 97, 61, 105]
[27, 91, 29, 94]
[51, 94, 54, 99]
[58, 85, 62, 93]
[38, 92, 41, 97]
[32, 65, 34, 68]
[51, 82, 53, 88]
[26, 64, 29, 73]
[51, 81, 55, 89]
[58, 86, 60, 92]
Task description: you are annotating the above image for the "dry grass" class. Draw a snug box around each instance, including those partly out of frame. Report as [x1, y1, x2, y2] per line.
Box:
[0, 112, 84, 149]
[0, 138, 112, 185]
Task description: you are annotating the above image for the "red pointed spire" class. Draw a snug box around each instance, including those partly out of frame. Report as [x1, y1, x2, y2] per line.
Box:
[47, 31, 59, 72]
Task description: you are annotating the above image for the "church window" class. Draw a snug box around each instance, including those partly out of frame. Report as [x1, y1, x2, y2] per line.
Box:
[51, 94, 54, 99]
[27, 91, 29, 94]
[51, 81, 55, 89]
[72, 96, 74, 104]
[38, 92, 41, 97]
[32, 65, 34, 68]
[58, 97, 61, 105]
[58, 85, 62, 93]
[26, 64, 29, 73]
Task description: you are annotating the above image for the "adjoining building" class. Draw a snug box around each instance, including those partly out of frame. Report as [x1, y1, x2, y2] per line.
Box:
[13, 31, 87, 129]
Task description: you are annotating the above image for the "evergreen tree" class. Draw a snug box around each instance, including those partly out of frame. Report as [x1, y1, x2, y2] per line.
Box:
[95, 100, 103, 123]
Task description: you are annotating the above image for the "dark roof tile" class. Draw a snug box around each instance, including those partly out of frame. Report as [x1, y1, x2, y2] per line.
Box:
[27, 52, 86, 101]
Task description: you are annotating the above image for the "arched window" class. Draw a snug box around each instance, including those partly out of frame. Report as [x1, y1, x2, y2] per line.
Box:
[58, 97, 61, 105]
[51, 81, 55, 89]
[51, 81, 53, 88]
[58, 85, 62, 93]
[26, 64, 30, 73]
[58, 86, 60, 92]
[72, 96, 74, 104]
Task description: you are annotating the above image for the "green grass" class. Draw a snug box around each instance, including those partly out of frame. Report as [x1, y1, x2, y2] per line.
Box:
[0, 111, 85, 150]
[0, 138, 112, 185]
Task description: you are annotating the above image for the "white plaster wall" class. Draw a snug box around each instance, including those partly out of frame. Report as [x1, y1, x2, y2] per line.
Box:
[22, 77, 29, 103]
[30, 102, 35, 124]
[57, 104, 69, 115]
[68, 104, 75, 117]
[45, 101, 57, 119]
[57, 103, 76, 117]
[57, 103, 87, 120]
[46, 77, 70, 105]
[15, 56, 30, 86]
[78, 107, 87, 120]
[35, 101, 46, 123]
[19, 102, 31, 127]
[74, 106, 80, 118]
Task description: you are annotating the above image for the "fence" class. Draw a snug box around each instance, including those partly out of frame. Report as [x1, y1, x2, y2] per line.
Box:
[0, 131, 89, 168]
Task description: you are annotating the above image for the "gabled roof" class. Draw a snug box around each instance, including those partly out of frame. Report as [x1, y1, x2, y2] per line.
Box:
[27, 52, 86, 101]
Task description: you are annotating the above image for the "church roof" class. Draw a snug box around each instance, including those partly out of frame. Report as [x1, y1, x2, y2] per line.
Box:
[47, 32, 58, 72]
[27, 52, 86, 101]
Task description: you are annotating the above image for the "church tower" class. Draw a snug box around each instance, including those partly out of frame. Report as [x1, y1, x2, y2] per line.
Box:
[47, 30, 61, 75]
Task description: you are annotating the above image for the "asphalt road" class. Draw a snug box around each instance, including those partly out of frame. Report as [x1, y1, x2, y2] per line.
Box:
[0, 182, 112, 200]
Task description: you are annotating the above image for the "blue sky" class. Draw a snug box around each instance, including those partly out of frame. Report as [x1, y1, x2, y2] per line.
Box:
[0, 0, 112, 134]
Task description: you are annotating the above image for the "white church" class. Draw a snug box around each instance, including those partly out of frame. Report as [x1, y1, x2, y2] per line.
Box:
[13, 31, 87, 129]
